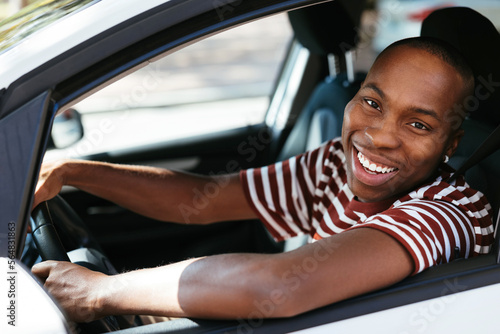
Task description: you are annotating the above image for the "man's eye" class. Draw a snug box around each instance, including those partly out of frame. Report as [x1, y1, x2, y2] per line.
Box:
[410, 122, 429, 131]
[365, 99, 380, 110]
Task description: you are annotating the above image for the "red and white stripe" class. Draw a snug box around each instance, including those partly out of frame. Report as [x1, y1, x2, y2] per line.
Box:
[241, 138, 494, 274]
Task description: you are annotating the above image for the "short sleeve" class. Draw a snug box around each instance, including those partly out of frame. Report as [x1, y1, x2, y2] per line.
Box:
[350, 198, 493, 275]
[240, 140, 338, 241]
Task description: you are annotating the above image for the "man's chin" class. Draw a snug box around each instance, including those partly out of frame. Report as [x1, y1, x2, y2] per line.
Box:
[347, 176, 401, 203]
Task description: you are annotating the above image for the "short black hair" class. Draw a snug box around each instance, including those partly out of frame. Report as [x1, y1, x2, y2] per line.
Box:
[379, 36, 474, 96]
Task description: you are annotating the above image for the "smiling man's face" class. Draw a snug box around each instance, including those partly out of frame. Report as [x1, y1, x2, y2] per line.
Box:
[342, 45, 468, 202]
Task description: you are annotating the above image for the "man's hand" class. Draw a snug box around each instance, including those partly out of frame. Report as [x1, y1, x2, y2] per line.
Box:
[32, 261, 109, 322]
[33, 161, 68, 209]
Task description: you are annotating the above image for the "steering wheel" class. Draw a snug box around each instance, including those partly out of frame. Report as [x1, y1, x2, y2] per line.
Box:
[31, 195, 140, 332]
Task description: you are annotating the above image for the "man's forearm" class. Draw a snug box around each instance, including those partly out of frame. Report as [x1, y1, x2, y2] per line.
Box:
[43, 160, 255, 224]
[99, 253, 286, 319]
[32, 228, 414, 322]
[33, 253, 295, 322]
[94, 228, 414, 320]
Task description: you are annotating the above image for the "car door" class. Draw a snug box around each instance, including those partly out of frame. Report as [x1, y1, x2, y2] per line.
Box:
[42, 13, 306, 271]
[0, 92, 53, 259]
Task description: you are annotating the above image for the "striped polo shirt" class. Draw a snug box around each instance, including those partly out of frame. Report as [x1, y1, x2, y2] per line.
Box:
[240, 138, 494, 274]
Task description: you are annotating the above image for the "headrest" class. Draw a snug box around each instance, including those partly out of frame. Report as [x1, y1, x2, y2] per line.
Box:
[421, 7, 500, 124]
[288, 0, 366, 56]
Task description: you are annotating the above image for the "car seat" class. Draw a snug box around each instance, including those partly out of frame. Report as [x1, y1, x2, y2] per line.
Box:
[421, 7, 500, 219]
[277, 0, 366, 250]
[277, 0, 366, 162]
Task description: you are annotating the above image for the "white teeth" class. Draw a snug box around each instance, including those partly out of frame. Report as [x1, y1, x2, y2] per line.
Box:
[357, 151, 397, 174]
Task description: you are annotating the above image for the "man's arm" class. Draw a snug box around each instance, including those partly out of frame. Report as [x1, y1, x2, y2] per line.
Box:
[33, 160, 256, 224]
[32, 228, 413, 322]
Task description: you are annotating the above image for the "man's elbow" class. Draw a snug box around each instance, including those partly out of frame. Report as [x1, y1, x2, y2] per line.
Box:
[247, 271, 315, 319]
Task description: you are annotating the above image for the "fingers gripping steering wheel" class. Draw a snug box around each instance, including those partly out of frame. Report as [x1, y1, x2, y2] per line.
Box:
[31, 195, 139, 332]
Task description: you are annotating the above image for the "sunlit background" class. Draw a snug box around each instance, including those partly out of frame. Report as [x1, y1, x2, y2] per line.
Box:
[0, 0, 31, 19]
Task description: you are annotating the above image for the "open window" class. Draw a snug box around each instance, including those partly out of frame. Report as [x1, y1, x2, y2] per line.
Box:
[45, 14, 293, 162]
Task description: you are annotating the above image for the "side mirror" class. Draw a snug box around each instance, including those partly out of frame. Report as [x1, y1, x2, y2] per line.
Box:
[48, 108, 84, 149]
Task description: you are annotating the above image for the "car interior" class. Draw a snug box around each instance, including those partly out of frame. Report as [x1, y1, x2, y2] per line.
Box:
[25, 1, 500, 333]
[269, 0, 367, 250]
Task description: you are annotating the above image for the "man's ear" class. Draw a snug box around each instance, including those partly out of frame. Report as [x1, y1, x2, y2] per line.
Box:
[446, 128, 464, 158]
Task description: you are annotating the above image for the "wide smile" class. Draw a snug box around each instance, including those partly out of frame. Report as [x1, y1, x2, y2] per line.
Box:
[351, 147, 400, 187]
[357, 151, 397, 174]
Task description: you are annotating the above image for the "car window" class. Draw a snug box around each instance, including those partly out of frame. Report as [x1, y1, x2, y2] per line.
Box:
[359, 0, 500, 69]
[45, 14, 292, 161]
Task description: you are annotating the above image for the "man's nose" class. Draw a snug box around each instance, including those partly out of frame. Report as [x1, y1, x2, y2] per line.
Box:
[364, 118, 401, 149]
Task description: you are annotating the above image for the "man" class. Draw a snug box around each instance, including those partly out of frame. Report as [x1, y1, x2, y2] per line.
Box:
[32, 37, 494, 322]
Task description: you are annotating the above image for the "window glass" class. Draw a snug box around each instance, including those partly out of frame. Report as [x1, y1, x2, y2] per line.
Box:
[0, 0, 99, 53]
[46, 13, 292, 160]
[355, 0, 500, 72]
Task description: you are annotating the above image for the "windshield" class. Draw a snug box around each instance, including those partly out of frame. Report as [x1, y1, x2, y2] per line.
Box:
[0, 0, 100, 53]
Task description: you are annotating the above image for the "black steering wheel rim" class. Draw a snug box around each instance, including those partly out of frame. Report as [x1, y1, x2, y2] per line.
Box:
[31, 195, 140, 332]
[31, 198, 71, 261]
[31, 195, 104, 262]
